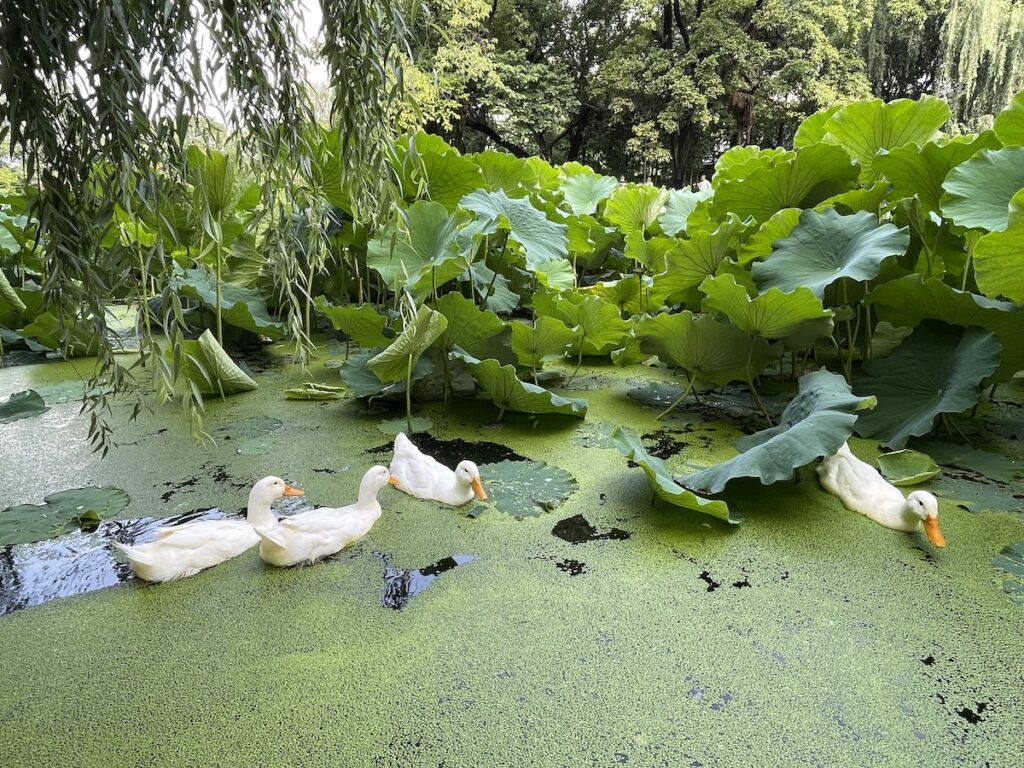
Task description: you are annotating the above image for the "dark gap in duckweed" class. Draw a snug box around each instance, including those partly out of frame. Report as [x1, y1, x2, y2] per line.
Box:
[640, 430, 692, 460]
[365, 435, 527, 467]
[956, 702, 989, 725]
[552, 515, 630, 544]
[556, 558, 587, 576]
[0, 507, 232, 615]
[698, 571, 721, 592]
[380, 554, 478, 611]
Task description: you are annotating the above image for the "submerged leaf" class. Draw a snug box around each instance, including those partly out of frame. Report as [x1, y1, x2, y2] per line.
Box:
[611, 427, 736, 523]
[477, 459, 578, 518]
[683, 370, 876, 494]
[992, 542, 1024, 606]
[853, 321, 1001, 449]
[377, 416, 433, 435]
[0, 486, 131, 546]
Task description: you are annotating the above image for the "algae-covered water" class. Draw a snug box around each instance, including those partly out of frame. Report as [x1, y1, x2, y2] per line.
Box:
[1, 348, 1022, 767]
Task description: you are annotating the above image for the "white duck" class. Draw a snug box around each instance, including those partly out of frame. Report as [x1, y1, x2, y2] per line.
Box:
[389, 432, 488, 506]
[256, 466, 397, 567]
[113, 476, 304, 582]
[817, 443, 945, 547]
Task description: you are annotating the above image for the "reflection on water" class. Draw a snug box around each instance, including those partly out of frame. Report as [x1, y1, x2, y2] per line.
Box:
[380, 554, 478, 611]
[0, 508, 230, 616]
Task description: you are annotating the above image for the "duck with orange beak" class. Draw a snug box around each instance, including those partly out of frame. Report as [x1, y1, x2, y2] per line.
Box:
[817, 443, 946, 547]
[389, 432, 488, 507]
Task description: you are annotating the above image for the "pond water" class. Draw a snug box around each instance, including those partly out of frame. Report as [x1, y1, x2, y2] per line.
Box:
[1, 349, 1022, 766]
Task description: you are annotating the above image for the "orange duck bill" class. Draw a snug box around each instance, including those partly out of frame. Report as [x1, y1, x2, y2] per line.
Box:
[923, 516, 945, 548]
[283, 484, 304, 497]
[471, 477, 487, 500]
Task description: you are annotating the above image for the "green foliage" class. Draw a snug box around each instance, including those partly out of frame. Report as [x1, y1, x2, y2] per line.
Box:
[510, 316, 578, 371]
[611, 427, 736, 523]
[683, 370, 877, 494]
[973, 189, 1024, 304]
[369, 304, 448, 383]
[171, 268, 285, 339]
[853, 321, 1001, 449]
[700, 274, 833, 341]
[285, 383, 345, 400]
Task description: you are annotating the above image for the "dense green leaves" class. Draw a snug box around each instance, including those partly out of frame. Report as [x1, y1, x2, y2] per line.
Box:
[561, 171, 618, 216]
[510, 316, 578, 370]
[433, 292, 508, 359]
[683, 370, 877, 494]
[854, 321, 1001, 449]
[461, 189, 568, 267]
[753, 209, 908, 298]
[611, 427, 736, 523]
[994, 90, 1024, 146]
[603, 185, 668, 234]
[171, 268, 285, 339]
[973, 189, 1024, 304]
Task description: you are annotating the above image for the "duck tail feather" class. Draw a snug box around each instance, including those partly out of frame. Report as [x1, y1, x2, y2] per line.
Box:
[255, 526, 287, 548]
[111, 541, 153, 565]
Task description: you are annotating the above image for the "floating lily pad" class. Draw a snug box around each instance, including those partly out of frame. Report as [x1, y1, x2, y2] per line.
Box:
[627, 381, 685, 410]
[377, 416, 433, 435]
[212, 415, 283, 441]
[0, 390, 49, 423]
[876, 449, 941, 486]
[0, 486, 131, 546]
[909, 440, 1023, 484]
[992, 542, 1024, 606]
[476, 459, 578, 518]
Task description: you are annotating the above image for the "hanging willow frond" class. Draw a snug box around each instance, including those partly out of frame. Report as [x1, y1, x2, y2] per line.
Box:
[0, 0, 409, 453]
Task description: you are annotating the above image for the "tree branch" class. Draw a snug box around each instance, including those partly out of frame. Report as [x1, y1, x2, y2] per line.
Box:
[465, 120, 530, 157]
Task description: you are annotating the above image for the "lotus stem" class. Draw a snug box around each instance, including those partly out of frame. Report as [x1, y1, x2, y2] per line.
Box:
[567, 347, 584, 385]
[656, 376, 696, 420]
[496, 405, 506, 422]
[405, 354, 413, 434]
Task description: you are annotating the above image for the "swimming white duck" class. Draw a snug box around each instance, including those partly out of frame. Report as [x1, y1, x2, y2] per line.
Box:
[389, 432, 488, 506]
[817, 443, 945, 547]
[113, 476, 304, 582]
[256, 466, 397, 567]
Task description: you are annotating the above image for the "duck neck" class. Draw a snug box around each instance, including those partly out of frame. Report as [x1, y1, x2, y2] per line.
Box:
[358, 481, 384, 514]
[246, 491, 277, 529]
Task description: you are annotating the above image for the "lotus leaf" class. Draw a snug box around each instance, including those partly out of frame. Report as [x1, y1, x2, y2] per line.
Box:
[624, 231, 679, 271]
[700, 274, 833, 340]
[340, 350, 434, 398]
[419, 146, 485, 210]
[610, 427, 736, 523]
[753, 208, 908, 298]
[876, 450, 941, 486]
[458, 354, 587, 419]
[473, 151, 537, 196]
[579, 275, 646, 315]
[285, 383, 345, 401]
[736, 208, 802, 265]
[992, 542, 1024, 605]
[460, 189, 568, 268]
[0, 486, 131, 546]
[683, 370, 877, 493]
[0, 270, 26, 312]
[973, 189, 1024, 304]
[171, 267, 285, 339]
[550, 294, 632, 356]
[378, 416, 433, 435]
[433, 292, 509, 360]
[369, 304, 448, 384]
[510, 316, 579, 370]
[561, 171, 618, 216]
[853, 321, 1001, 449]
[994, 89, 1024, 146]
[18, 312, 101, 357]
[476, 459, 578, 518]
[649, 215, 745, 306]
[179, 329, 259, 395]
[793, 105, 841, 148]
[603, 185, 668, 234]
[940, 147, 1024, 232]
[313, 298, 391, 347]
[0, 390, 49, 423]
[658, 188, 712, 236]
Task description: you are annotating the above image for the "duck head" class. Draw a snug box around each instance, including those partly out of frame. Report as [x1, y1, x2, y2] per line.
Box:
[905, 490, 944, 548]
[247, 476, 303, 527]
[361, 465, 399, 499]
[455, 461, 487, 500]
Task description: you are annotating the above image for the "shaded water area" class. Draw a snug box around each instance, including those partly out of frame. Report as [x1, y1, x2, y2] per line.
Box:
[1, 351, 1023, 766]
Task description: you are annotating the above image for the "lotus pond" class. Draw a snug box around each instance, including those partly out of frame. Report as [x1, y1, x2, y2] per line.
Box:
[1, 344, 1023, 767]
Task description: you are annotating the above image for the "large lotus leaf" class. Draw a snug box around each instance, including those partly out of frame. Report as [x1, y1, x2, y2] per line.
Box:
[873, 133, 1000, 213]
[579, 275, 647, 315]
[736, 208, 802, 265]
[366, 201, 470, 299]
[603, 185, 668, 234]
[369, 304, 448, 383]
[713, 146, 791, 184]
[710, 143, 858, 223]
[532, 258, 576, 290]
[0, 390, 49, 423]
[876, 450, 941, 487]
[650, 215, 745, 306]
[339, 349, 434, 398]
[458, 354, 587, 418]
[18, 312, 100, 357]
[853, 321, 1001, 449]
[700, 274, 833, 340]
[658, 188, 712, 236]
[419, 146, 485, 210]
[610, 427, 736, 523]
[510, 316, 578, 369]
[940, 147, 1024, 232]
[561, 171, 618, 216]
[433, 292, 507, 359]
[995, 90, 1024, 146]
[815, 182, 891, 215]
[793, 105, 841, 148]
[187, 147, 246, 217]
[753, 209, 909, 298]
[551, 294, 631, 356]
[820, 96, 951, 175]
[973, 189, 1024, 304]
[0, 486, 131, 546]
[475, 459, 578, 518]
[0, 325, 50, 353]
[471, 262, 519, 315]
[171, 267, 285, 339]
[866, 275, 1024, 382]
[0, 270, 26, 312]
[179, 329, 259, 395]
[634, 311, 776, 386]
[624, 231, 678, 272]
[992, 542, 1024, 606]
[313, 298, 391, 347]
[473, 151, 537, 196]
[460, 189, 568, 269]
[683, 370, 877, 494]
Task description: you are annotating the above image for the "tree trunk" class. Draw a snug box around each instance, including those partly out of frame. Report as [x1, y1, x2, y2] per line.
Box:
[670, 120, 696, 188]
